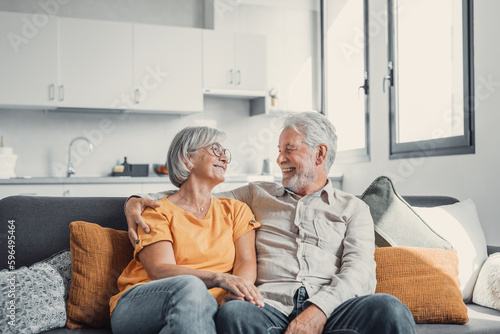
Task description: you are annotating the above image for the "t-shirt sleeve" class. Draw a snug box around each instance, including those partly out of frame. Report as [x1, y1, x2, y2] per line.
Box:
[232, 201, 260, 242]
[134, 205, 173, 261]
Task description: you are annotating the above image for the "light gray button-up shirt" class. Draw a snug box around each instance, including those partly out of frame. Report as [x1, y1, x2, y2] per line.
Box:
[144, 179, 376, 317]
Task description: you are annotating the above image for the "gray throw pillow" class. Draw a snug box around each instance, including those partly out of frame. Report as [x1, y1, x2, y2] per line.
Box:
[0, 254, 68, 334]
[360, 176, 452, 249]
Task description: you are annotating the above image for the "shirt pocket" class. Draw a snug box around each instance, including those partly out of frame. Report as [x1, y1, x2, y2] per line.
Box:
[312, 218, 346, 255]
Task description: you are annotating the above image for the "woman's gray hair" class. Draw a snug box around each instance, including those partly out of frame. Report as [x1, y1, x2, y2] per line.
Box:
[167, 126, 226, 188]
[282, 112, 338, 173]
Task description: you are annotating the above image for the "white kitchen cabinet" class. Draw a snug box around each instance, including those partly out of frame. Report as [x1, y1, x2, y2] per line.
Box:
[141, 182, 177, 195]
[1, 13, 204, 114]
[203, 30, 267, 94]
[0, 184, 64, 199]
[62, 183, 142, 197]
[132, 24, 203, 113]
[0, 11, 59, 108]
[58, 17, 134, 109]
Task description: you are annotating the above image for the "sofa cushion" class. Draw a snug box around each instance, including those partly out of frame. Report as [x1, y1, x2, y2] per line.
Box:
[375, 247, 468, 324]
[473, 253, 500, 311]
[360, 176, 452, 249]
[66, 221, 133, 329]
[413, 199, 488, 302]
[0, 255, 67, 334]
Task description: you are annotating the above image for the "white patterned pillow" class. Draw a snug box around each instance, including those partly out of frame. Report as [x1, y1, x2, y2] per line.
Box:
[473, 253, 500, 310]
[0, 261, 66, 334]
[413, 199, 488, 302]
[43, 249, 72, 302]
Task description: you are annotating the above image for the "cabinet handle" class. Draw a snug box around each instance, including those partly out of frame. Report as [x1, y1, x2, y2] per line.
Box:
[228, 70, 233, 85]
[59, 85, 64, 101]
[236, 70, 241, 85]
[134, 88, 140, 104]
[49, 84, 55, 101]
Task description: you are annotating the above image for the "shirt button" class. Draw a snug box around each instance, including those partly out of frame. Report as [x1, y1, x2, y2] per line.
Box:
[296, 237, 301, 243]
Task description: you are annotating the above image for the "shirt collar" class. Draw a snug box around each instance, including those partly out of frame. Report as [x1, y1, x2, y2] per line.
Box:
[276, 178, 335, 204]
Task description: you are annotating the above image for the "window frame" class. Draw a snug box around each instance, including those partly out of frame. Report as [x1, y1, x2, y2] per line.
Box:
[321, 0, 370, 163]
[387, 0, 475, 160]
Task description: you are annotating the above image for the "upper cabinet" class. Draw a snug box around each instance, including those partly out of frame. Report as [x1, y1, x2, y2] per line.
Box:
[0, 11, 59, 108]
[0, 11, 204, 114]
[58, 18, 134, 109]
[132, 24, 203, 113]
[202, 30, 267, 95]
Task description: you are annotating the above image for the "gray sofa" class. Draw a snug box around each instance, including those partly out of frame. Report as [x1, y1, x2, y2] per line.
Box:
[1, 195, 500, 334]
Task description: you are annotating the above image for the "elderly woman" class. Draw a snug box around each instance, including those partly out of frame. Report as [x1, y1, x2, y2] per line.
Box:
[109, 126, 262, 334]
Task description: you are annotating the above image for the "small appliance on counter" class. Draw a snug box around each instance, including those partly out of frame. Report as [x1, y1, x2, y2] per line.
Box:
[112, 157, 149, 177]
[0, 136, 18, 179]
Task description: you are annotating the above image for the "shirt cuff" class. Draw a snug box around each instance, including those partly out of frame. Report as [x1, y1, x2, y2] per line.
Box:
[305, 290, 342, 318]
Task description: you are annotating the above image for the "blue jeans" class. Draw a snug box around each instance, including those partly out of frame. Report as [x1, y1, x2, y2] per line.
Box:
[217, 287, 416, 334]
[111, 275, 218, 334]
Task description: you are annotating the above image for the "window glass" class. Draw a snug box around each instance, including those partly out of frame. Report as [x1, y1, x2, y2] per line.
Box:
[396, 0, 463, 143]
[389, 0, 474, 158]
[324, 0, 368, 154]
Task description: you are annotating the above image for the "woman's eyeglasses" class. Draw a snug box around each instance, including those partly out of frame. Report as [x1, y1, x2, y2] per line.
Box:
[210, 143, 231, 164]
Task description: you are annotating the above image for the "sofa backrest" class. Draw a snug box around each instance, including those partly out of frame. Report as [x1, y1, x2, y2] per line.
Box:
[0, 196, 127, 269]
[0, 194, 460, 270]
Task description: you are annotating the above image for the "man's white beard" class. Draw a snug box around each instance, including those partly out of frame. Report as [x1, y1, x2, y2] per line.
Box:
[282, 157, 317, 193]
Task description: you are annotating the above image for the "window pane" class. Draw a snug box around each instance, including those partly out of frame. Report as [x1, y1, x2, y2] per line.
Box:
[396, 0, 464, 143]
[325, 0, 366, 152]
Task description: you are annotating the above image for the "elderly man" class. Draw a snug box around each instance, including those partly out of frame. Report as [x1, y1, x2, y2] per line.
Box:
[125, 112, 415, 334]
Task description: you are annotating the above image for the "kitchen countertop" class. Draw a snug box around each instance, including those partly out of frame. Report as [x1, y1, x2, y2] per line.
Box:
[0, 174, 343, 185]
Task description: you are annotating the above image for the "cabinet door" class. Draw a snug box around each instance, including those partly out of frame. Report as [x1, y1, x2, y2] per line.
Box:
[0, 11, 58, 108]
[234, 33, 267, 91]
[0, 185, 64, 199]
[202, 30, 235, 90]
[58, 18, 133, 109]
[133, 24, 203, 113]
[63, 183, 142, 197]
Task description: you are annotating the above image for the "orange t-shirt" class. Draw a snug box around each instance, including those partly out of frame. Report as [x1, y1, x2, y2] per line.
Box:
[109, 196, 260, 314]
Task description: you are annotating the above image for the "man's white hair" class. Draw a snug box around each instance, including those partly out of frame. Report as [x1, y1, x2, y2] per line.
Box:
[282, 112, 338, 173]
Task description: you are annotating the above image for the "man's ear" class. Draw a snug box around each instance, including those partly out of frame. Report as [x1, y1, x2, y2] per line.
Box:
[316, 144, 328, 165]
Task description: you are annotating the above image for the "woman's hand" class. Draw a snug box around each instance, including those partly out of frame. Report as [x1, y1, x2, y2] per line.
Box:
[214, 273, 264, 307]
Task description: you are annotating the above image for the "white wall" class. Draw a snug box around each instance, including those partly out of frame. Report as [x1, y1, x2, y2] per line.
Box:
[0, 97, 282, 178]
[333, 0, 500, 245]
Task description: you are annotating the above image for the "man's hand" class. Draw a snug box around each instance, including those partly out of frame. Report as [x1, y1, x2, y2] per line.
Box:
[125, 197, 160, 246]
[285, 304, 327, 334]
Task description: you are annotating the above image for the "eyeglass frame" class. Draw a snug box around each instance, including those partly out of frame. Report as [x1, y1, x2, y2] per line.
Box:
[209, 142, 232, 164]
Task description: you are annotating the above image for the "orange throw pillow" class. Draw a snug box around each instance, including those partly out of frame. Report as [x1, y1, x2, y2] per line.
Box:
[66, 221, 133, 329]
[375, 247, 468, 324]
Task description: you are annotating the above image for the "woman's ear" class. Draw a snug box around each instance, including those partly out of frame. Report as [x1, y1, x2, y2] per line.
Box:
[316, 144, 328, 165]
[181, 153, 194, 170]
